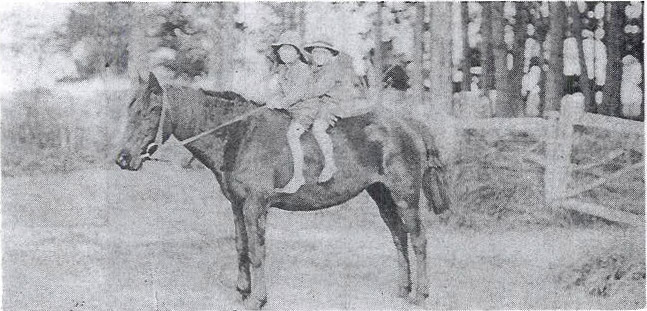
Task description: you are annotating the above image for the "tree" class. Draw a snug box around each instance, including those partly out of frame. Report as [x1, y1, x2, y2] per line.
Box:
[428, 2, 453, 113]
[528, 2, 549, 113]
[570, 4, 594, 112]
[410, 2, 425, 108]
[601, 2, 626, 117]
[508, 2, 529, 116]
[371, 2, 385, 100]
[65, 3, 132, 78]
[479, 2, 495, 91]
[544, 2, 566, 113]
[491, 2, 510, 116]
[461, 2, 471, 91]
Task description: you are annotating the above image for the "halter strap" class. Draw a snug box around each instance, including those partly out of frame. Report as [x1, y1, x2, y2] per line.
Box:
[154, 89, 169, 146]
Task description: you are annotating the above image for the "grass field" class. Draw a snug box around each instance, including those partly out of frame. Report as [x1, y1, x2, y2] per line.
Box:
[2, 164, 644, 310]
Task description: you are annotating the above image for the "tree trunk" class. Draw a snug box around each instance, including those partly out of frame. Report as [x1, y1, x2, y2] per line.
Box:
[544, 2, 566, 113]
[411, 2, 425, 108]
[428, 2, 453, 114]
[529, 2, 548, 114]
[570, 4, 594, 113]
[509, 2, 529, 116]
[479, 2, 495, 91]
[601, 2, 625, 117]
[461, 2, 471, 91]
[371, 1, 385, 99]
[491, 2, 512, 116]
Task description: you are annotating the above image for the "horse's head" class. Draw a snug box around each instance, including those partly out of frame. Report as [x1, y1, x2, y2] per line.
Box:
[115, 72, 165, 171]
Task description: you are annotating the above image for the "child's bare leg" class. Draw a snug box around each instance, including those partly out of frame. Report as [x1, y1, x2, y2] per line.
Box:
[313, 119, 337, 183]
[276, 121, 306, 193]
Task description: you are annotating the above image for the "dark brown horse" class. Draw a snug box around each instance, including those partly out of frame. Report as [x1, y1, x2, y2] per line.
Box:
[116, 73, 449, 309]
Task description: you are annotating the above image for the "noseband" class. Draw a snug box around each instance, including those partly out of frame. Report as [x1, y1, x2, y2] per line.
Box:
[140, 87, 265, 160]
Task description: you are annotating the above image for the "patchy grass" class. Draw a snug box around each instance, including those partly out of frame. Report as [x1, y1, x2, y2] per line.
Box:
[559, 230, 645, 305]
[2, 167, 644, 309]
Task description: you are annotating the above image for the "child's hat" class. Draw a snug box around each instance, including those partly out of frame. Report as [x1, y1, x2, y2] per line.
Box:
[271, 31, 304, 52]
[304, 40, 339, 56]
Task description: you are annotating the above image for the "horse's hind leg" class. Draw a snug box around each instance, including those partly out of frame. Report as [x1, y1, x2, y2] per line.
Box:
[366, 183, 412, 297]
[378, 182, 429, 304]
[409, 216, 429, 303]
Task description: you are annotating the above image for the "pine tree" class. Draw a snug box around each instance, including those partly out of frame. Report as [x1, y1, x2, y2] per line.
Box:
[570, 4, 594, 112]
[411, 2, 425, 108]
[601, 2, 626, 116]
[479, 2, 495, 92]
[428, 2, 453, 113]
[461, 2, 471, 91]
[544, 2, 566, 113]
[491, 2, 510, 116]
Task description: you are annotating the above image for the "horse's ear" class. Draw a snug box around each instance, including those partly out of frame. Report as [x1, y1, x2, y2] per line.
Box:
[138, 74, 145, 85]
[147, 72, 162, 95]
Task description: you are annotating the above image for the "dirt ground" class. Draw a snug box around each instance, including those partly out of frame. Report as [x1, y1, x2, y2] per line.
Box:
[2, 164, 645, 310]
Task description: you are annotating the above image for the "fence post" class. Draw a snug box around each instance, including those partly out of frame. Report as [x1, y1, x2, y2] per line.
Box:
[544, 96, 584, 205]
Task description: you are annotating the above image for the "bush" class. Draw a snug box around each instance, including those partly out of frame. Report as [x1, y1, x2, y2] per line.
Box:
[442, 128, 551, 229]
[1, 80, 130, 176]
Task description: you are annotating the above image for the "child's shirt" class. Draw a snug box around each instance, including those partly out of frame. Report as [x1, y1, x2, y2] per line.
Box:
[273, 62, 314, 108]
[308, 53, 369, 117]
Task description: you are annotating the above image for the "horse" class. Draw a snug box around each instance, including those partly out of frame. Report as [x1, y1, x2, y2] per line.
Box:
[116, 72, 450, 309]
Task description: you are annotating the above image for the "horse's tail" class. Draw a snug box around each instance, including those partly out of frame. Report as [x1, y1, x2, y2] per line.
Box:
[407, 119, 451, 215]
[422, 156, 451, 215]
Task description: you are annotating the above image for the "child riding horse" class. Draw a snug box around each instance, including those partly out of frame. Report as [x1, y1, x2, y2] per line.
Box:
[266, 32, 340, 193]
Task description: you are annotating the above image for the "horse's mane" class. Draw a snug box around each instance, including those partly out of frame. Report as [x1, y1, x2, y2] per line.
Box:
[199, 88, 261, 106]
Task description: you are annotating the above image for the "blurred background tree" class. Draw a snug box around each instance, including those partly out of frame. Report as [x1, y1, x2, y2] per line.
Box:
[0, 1, 643, 176]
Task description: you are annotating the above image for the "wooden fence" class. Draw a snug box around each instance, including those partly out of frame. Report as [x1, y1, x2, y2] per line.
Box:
[456, 99, 644, 226]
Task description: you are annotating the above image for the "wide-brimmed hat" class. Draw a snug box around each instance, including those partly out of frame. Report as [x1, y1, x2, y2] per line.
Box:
[271, 30, 304, 51]
[271, 30, 308, 63]
[304, 40, 340, 56]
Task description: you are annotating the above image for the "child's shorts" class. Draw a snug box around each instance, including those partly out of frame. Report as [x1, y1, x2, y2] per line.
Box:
[288, 98, 337, 128]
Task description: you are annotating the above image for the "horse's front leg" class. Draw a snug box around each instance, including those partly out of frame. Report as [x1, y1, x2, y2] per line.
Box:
[242, 195, 269, 310]
[231, 201, 251, 300]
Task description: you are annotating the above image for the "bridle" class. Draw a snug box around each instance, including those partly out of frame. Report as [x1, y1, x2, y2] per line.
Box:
[140, 86, 265, 160]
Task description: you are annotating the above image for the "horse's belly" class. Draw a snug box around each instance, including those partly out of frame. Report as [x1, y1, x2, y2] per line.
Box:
[271, 179, 374, 211]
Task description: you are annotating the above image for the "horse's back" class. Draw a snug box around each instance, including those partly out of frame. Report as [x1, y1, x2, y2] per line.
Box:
[229, 108, 423, 211]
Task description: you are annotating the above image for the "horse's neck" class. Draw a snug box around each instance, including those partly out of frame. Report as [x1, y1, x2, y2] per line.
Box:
[167, 86, 257, 144]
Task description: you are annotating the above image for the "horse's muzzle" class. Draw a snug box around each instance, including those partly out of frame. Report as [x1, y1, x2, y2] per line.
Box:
[116, 149, 145, 171]
[116, 150, 132, 170]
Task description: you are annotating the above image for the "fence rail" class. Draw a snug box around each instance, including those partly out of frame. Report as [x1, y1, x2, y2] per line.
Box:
[455, 100, 644, 226]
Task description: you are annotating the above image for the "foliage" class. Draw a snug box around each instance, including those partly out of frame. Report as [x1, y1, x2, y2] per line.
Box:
[1, 82, 129, 176]
[63, 3, 132, 78]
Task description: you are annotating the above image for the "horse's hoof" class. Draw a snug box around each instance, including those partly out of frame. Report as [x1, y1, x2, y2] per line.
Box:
[397, 285, 411, 298]
[236, 286, 251, 300]
[243, 296, 267, 310]
[412, 292, 429, 306]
